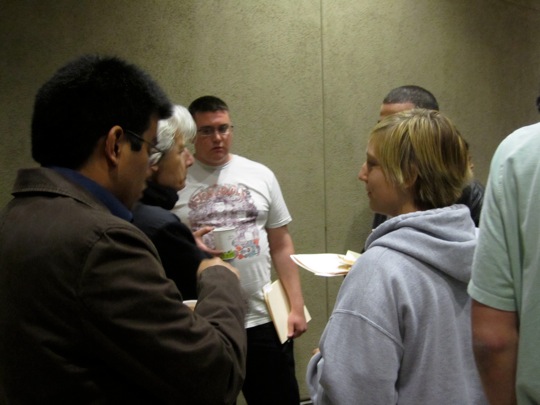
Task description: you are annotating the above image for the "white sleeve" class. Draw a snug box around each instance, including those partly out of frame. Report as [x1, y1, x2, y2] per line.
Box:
[266, 172, 291, 228]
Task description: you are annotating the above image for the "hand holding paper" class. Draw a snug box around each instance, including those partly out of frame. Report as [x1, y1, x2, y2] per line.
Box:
[263, 280, 311, 344]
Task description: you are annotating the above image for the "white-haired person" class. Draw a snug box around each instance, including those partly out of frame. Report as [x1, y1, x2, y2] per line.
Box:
[307, 109, 487, 405]
[132, 105, 215, 299]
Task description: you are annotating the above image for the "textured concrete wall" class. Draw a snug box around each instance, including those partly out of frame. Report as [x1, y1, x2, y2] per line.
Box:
[1, 0, 539, 402]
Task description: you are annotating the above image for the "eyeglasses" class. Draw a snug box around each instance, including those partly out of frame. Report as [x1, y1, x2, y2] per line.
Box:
[125, 130, 165, 156]
[196, 124, 233, 137]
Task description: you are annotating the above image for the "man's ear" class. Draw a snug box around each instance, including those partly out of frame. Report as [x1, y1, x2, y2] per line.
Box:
[149, 164, 159, 174]
[104, 126, 124, 166]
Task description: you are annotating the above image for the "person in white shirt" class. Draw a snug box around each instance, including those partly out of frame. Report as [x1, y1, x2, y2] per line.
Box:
[173, 95, 307, 405]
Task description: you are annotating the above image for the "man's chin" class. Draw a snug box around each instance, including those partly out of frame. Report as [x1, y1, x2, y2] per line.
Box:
[212, 152, 230, 164]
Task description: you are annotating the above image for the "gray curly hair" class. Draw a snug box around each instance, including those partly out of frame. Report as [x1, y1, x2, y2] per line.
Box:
[149, 104, 196, 165]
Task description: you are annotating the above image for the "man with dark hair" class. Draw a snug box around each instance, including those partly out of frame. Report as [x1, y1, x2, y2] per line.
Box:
[370, 85, 484, 231]
[0, 55, 247, 404]
[380, 84, 439, 117]
[174, 95, 307, 405]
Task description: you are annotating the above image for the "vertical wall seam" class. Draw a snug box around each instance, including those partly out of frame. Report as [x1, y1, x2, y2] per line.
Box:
[319, 0, 331, 319]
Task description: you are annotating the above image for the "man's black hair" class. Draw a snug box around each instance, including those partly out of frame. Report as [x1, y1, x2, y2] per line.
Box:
[383, 85, 439, 111]
[31, 54, 172, 169]
[188, 95, 229, 118]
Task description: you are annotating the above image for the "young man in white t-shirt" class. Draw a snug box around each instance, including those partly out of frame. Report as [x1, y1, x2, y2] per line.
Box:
[173, 95, 307, 405]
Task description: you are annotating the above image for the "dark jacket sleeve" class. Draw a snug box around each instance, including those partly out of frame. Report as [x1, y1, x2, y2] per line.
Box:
[132, 203, 211, 300]
[457, 180, 485, 226]
[151, 220, 210, 300]
[79, 225, 247, 405]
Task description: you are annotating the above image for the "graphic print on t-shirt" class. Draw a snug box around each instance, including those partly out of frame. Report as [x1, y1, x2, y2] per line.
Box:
[188, 183, 260, 260]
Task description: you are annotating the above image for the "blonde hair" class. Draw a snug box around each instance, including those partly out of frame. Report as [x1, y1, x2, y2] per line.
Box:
[369, 109, 472, 210]
[149, 104, 196, 165]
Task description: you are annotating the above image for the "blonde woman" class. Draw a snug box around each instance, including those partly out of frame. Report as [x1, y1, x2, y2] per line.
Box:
[307, 109, 487, 405]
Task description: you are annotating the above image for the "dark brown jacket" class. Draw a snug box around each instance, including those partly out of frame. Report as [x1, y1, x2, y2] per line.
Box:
[0, 168, 247, 404]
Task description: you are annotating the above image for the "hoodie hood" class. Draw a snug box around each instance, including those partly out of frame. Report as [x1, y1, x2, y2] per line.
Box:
[365, 204, 477, 283]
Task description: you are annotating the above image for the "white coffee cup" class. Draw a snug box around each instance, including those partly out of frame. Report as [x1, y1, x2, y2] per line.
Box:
[213, 226, 236, 260]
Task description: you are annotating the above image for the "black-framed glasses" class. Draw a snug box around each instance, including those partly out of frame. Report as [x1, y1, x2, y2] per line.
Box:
[125, 130, 164, 155]
[196, 124, 234, 137]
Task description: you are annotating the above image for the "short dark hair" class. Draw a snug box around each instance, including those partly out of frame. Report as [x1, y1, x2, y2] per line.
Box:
[188, 95, 229, 117]
[31, 54, 172, 169]
[383, 85, 439, 111]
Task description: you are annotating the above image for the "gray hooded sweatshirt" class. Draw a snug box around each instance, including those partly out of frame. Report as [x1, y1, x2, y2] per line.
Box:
[307, 205, 487, 405]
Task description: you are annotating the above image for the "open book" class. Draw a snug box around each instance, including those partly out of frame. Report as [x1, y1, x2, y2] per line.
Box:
[263, 280, 311, 344]
[290, 250, 360, 277]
